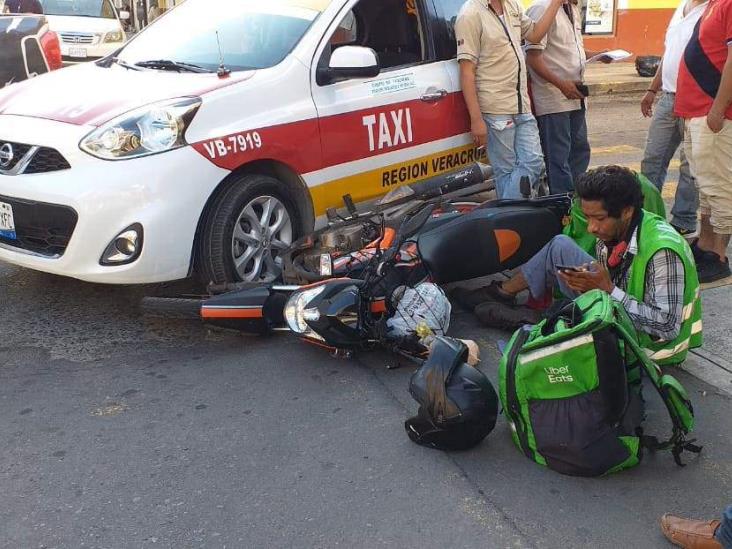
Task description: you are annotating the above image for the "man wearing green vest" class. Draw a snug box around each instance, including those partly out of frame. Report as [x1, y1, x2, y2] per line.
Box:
[473, 165, 702, 365]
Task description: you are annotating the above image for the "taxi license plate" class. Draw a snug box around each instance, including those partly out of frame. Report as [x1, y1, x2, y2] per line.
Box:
[0, 201, 16, 240]
[69, 47, 88, 58]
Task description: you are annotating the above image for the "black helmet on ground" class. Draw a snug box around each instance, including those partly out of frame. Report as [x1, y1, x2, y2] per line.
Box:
[405, 336, 498, 451]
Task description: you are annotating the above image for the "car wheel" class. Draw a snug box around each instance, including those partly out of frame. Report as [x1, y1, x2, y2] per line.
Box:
[197, 174, 299, 285]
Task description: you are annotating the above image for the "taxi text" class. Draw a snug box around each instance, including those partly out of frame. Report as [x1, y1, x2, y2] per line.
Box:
[362, 108, 413, 152]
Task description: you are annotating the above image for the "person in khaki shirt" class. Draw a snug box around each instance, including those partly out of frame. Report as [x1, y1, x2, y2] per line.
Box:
[525, 0, 609, 194]
[455, 0, 564, 198]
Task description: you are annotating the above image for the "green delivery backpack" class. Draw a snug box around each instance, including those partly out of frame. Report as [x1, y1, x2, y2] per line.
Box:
[498, 290, 701, 477]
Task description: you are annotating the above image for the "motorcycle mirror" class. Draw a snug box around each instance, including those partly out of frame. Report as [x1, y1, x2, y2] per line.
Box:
[399, 203, 436, 241]
[342, 194, 357, 215]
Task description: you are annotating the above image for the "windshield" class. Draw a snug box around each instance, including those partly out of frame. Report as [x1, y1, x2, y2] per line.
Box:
[40, 0, 117, 18]
[118, 0, 324, 72]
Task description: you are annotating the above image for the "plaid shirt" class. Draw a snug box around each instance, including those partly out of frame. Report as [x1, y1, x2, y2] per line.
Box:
[596, 228, 685, 341]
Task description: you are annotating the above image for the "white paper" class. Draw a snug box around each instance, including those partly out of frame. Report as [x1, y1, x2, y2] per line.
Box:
[587, 49, 633, 63]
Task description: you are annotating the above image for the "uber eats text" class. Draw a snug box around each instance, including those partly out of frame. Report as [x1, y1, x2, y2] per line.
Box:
[544, 366, 574, 384]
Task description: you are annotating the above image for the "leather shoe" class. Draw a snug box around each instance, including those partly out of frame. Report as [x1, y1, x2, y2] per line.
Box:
[450, 281, 517, 311]
[660, 514, 722, 548]
[474, 301, 540, 331]
[696, 253, 731, 284]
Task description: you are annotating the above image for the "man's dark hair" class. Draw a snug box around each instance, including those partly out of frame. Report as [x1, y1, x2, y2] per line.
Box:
[575, 165, 643, 218]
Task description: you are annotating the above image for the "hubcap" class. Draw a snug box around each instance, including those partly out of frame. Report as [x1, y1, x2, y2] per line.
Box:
[231, 195, 293, 282]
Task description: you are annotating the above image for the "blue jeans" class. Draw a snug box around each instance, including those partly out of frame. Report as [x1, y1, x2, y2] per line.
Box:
[640, 91, 699, 232]
[518, 235, 593, 299]
[717, 506, 732, 549]
[537, 108, 591, 194]
[484, 113, 545, 199]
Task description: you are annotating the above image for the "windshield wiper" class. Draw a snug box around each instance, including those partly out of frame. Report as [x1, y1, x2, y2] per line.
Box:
[105, 57, 141, 71]
[135, 59, 212, 73]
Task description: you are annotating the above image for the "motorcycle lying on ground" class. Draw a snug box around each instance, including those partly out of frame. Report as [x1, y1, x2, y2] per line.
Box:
[142, 161, 494, 314]
[142, 164, 572, 360]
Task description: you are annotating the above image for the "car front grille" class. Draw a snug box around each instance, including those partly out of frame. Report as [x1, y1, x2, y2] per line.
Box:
[0, 140, 70, 175]
[24, 148, 71, 174]
[0, 195, 78, 257]
[60, 32, 96, 44]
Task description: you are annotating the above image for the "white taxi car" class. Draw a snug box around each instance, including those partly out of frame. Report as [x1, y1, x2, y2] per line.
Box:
[0, 0, 479, 285]
[38, 0, 128, 64]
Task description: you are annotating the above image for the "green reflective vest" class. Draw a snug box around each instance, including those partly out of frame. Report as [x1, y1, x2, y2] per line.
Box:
[626, 212, 702, 365]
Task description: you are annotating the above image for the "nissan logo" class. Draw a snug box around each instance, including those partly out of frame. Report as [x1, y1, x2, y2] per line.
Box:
[0, 143, 14, 169]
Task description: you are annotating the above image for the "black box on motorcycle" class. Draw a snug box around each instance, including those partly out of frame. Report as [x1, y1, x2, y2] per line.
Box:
[417, 202, 565, 284]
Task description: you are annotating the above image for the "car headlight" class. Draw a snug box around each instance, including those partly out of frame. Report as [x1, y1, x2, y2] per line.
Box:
[284, 286, 325, 338]
[104, 30, 125, 43]
[80, 97, 201, 160]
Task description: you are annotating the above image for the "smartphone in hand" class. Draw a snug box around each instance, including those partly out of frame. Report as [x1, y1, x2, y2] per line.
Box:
[575, 83, 590, 97]
[557, 264, 586, 273]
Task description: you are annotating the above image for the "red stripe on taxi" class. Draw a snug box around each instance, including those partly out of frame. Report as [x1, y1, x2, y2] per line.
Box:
[190, 92, 470, 174]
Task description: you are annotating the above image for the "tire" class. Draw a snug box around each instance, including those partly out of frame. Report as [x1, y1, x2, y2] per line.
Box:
[196, 174, 301, 286]
[141, 297, 202, 319]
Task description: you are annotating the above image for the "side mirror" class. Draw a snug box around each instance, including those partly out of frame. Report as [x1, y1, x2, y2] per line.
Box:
[119, 10, 130, 20]
[320, 45, 380, 83]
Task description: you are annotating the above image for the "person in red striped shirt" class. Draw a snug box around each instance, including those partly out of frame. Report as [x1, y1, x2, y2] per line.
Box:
[675, 0, 732, 282]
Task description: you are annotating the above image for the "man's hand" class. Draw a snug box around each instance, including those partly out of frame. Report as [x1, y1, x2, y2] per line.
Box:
[641, 91, 656, 117]
[557, 80, 584, 100]
[557, 262, 614, 294]
[707, 106, 725, 133]
[589, 49, 614, 64]
[470, 117, 488, 147]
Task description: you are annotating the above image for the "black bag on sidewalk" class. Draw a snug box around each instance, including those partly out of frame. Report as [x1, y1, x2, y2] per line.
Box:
[636, 55, 661, 77]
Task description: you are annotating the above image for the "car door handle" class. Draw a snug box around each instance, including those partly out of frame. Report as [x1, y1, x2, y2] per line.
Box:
[420, 89, 448, 102]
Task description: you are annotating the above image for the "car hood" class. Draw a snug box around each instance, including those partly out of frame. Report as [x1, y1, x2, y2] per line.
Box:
[0, 63, 256, 126]
[45, 14, 122, 33]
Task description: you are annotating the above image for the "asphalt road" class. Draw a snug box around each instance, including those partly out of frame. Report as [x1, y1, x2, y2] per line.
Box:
[2, 95, 731, 549]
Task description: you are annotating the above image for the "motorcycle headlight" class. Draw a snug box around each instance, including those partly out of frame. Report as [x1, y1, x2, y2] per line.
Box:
[284, 286, 325, 338]
[80, 98, 201, 160]
[104, 30, 125, 43]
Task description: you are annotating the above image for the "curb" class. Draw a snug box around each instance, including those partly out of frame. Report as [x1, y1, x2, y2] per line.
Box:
[587, 80, 650, 96]
[682, 350, 732, 397]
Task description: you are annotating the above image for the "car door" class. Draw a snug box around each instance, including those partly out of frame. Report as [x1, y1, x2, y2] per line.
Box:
[308, 0, 476, 216]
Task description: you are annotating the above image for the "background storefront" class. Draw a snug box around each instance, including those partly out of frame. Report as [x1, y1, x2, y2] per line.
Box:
[522, 0, 678, 58]
[582, 0, 677, 57]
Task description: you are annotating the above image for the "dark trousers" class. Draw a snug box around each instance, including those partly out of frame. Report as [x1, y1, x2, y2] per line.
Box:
[537, 108, 591, 194]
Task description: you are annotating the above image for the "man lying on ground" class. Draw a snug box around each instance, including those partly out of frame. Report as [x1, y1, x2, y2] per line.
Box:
[455, 165, 702, 366]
